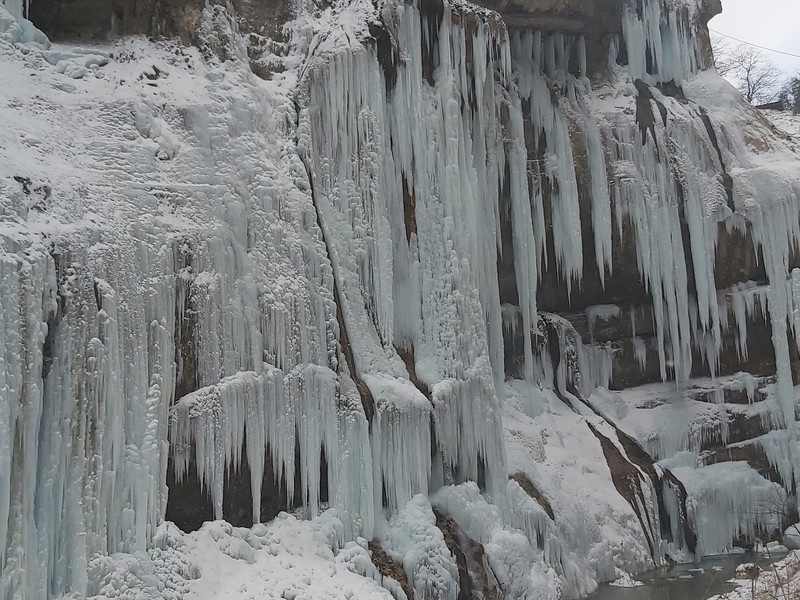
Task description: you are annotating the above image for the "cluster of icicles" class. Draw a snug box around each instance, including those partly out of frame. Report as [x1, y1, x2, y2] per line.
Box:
[3, 0, 800, 598]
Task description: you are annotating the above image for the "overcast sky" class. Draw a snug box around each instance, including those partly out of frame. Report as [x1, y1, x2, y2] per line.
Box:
[710, 0, 800, 78]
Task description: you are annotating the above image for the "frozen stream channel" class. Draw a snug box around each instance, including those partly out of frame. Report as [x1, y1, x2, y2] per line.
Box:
[587, 552, 789, 600]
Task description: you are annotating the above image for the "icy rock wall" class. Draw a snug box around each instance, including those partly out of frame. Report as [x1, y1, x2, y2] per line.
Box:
[0, 190, 355, 598]
[296, 0, 784, 412]
[2, 0, 800, 596]
[0, 234, 178, 598]
[300, 1, 519, 501]
[506, 0, 800, 432]
[0, 8, 365, 598]
[507, 4, 725, 390]
[298, 0, 800, 566]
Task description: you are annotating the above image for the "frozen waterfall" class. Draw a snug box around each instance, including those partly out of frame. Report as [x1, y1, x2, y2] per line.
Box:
[1, 0, 800, 598]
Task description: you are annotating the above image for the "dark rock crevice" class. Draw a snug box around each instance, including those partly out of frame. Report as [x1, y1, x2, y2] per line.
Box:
[698, 109, 736, 211]
[42, 249, 67, 380]
[402, 177, 418, 244]
[165, 433, 302, 531]
[368, 19, 399, 94]
[295, 118, 376, 423]
[433, 509, 502, 600]
[420, 0, 445, 87]
[397, 345, 432, 401]
[634, 80, 658, 145]
[588, 422, 659, 562]
[369, 540, 415, 600]
[174, 240, 199, 400]
[661, 470, 698, 553]
[510, 471, 555, 522]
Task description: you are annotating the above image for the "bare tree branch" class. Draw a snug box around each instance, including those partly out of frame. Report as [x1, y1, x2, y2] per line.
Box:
[711, 38, 784, 104]
[711, 35, 734, 77]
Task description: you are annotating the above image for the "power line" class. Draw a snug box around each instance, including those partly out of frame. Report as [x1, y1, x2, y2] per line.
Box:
[709, 28, 800, 59]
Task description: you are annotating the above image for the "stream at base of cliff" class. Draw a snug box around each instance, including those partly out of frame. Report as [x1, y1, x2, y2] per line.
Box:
[587, 551, 790, 600]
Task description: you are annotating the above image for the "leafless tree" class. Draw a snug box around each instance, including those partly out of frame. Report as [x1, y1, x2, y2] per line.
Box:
[711, 38, 784, 104]
[711, 36, 734, 77]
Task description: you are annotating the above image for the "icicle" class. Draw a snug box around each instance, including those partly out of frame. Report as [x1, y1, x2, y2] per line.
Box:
[512, 30, 584, 294]
[0, 0, 24, 21]
[632, 337, 648, 370]
[365, 374, 432, 517]
[620, 0, 699, 85]
[582, 107, 613, 285]
[675, 461, 786, 556]
[305, 0, 513, 504]
[171, 364, 340, 523]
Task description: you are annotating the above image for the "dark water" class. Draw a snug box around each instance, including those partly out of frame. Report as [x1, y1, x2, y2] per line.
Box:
[587, 552, 788, 600]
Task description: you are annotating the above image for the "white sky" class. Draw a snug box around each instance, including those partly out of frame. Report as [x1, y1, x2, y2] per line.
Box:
[710, 0, 800, 78]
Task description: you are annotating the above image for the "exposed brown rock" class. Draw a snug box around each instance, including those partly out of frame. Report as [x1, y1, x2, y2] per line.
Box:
[714, 224, 767, 287]
[635, 80, 658, 145]
[434, 510, 502, 600]
[696, 409, 772, 453]
[402, 178, 418, 244]
[396, 345, 432, 401]
[703, 442, 786, 486]
[368, 540, 415, 600]
[510, 471, 555, 521]
[588, 422, 658, 561]
[611, 336, 662, 389]
[29, 0, 290, 43]
[469, 0, 624, 33]
[369, 19, 399, 94]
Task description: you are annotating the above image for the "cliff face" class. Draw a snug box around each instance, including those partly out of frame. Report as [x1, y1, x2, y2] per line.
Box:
[26, 0, 290, 41]
[469, 0, 624, 31]
[1, 0, 800, 598]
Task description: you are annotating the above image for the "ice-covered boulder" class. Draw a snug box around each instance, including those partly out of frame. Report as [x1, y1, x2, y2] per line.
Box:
[0, 6, 21, 43]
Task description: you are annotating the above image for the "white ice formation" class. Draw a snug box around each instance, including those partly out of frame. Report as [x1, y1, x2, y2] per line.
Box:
[1, 0, 800, 598]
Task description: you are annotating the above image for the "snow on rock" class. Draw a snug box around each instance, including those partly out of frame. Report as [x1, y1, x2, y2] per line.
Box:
[593, 379, 796, 557]
[86, 523, 199, 600]
[608, 570, 644, 588]
[432, 482, 563, 600]
[180, 512, 396, 600]
[707, 550, 800, 600]
[378, 495, 460, 600]
[783, 525, 800, 550]
[666, 460, 786, 557]
[85, 512, 396, 600]
[763, 109, 800, 139]
[502, 380, 657, 597]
